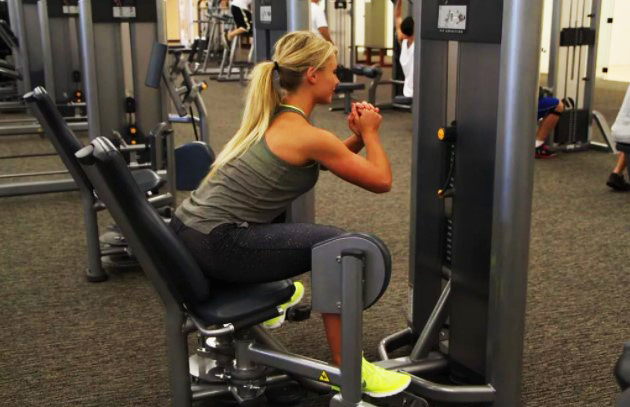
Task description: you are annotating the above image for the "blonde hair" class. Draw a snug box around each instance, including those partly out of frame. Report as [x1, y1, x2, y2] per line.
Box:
[206, 31, 336, 179]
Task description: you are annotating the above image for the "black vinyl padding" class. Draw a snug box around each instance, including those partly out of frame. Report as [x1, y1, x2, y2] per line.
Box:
[191, 281, 295, 325]
[78, 137, 295, 324]
[174, 141, 214, 191]
[77, 137, 212, 304]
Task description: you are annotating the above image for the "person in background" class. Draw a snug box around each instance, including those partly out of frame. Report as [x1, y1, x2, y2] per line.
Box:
[310, 0, 334, 44]
[606, 84, 630, 191]
[223, 0, 252, 46]
[535, 94, 563, 159]
[394, 0, 414, 98]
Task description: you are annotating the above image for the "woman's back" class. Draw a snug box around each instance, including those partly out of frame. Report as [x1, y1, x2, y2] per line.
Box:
[175, 136, 319, 234]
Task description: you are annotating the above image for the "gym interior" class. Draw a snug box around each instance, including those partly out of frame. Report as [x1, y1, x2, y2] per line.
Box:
[1, 0, 630, 406]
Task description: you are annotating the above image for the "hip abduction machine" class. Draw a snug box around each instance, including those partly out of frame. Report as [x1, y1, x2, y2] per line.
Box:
[76, 135, 398, 407]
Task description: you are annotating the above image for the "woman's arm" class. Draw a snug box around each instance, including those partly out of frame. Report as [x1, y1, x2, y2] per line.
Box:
[395, 0, 404, 44]
[344, 134, 364, 153]
[343, 102, 380, 153]
[303, 111, 391, 193]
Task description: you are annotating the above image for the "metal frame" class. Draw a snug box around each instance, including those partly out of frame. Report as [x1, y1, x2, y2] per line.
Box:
[378, 1, 542, 405]
[79, 0, 167, 142]
[0, 0, 88, 197]
[165, 52, 210, 144]
[546, 0, 613, 152]
[69, 135, 388, 404]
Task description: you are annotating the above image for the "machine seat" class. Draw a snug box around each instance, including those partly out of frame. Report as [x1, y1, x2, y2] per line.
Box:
[174, 141, 214, 191]
[191, 280, 295, 326]
[77, 136, 298, 328]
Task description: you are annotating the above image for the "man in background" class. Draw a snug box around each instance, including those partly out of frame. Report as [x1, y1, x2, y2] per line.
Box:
[394, 0, 414, 98]
[310, 0, 334, 44]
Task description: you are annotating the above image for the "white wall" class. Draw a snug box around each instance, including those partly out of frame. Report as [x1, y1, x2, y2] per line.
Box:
[539, 0, 553, 74]
[604, 0, 630, 81]
[355, 0, 365, 46]
[354, 0, 394, 55]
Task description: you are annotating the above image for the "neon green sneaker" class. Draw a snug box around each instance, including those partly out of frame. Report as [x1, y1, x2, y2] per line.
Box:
[262, 281, 305, 329]
[330, 357, 411, 398]
[361, 357, 411, 397]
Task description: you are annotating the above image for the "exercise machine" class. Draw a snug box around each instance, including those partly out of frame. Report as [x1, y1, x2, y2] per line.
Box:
[25, 86, 174, 282]
[77, 132, 401, 407]
[157, 41, 210, 145]
[0, 0, 92, 198]
[1, 0, 87, 131]
[25, 43, 214, 282]
[193, 2, 251, 83]
[79, 0, 167, 146]
[546, 0, 614, 152]
[193, 0, 229, 74]
[377, 0, 541, 405]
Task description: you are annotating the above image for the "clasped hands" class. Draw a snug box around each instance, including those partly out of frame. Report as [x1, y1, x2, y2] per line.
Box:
[347, 101, 382, 138]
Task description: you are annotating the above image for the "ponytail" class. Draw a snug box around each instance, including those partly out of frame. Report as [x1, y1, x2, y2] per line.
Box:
[206, 31, 336, 180]
[207, 61, 280, 178]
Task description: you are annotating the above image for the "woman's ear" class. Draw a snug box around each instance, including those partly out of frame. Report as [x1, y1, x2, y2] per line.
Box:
[305, 66, 318, 85]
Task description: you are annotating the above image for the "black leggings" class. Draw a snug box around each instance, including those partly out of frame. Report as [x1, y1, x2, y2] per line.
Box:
[170, 216, 344, 284]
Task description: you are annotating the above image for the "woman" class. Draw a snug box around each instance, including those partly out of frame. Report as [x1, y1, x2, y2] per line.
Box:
[170, 31, 409, 398]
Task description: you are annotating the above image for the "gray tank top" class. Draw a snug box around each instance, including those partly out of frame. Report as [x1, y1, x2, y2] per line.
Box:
[175, 106, 319, 234]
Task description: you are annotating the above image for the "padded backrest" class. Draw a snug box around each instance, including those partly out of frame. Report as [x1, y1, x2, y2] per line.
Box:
[24, 87, 93, 192]
[174, 141, 214, 191]
[77, 137, 211, 305]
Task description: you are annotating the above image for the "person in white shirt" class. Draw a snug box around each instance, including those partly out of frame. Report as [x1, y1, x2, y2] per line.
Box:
[310, 0, 334, 44]
[224, 0, 253, 45]
[394, 0, 414, 97]
[606, 84, 630, 191]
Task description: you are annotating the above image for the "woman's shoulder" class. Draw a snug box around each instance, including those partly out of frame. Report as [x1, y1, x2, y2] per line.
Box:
[270, 115, 329, 139]
[266, 119, 338, 156]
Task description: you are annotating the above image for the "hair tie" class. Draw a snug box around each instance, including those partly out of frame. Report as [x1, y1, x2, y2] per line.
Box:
[271, 61, 281, 94]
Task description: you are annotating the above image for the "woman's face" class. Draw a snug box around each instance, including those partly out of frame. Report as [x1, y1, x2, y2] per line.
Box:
[313, 55, 340, 105]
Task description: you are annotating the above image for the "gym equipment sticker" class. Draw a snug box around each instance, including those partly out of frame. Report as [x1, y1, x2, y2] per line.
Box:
[438, 5, 467, 33]
[260, 6, 272, 23]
